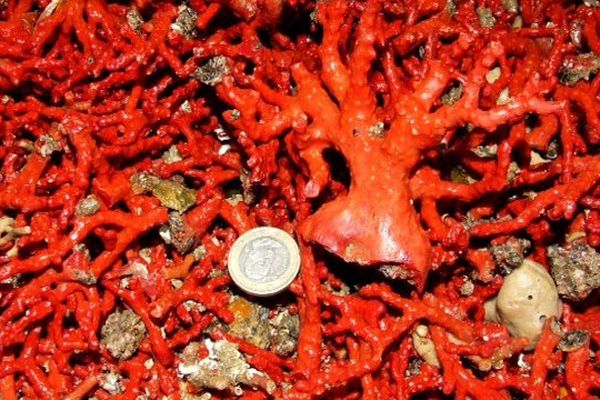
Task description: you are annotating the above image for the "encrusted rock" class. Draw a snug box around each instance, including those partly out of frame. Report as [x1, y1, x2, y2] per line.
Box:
[472, 144, 498, 158]
[269, 309, 300, 356]
[490, 237, 531, 274]
[405, 358, 423, 377]
[130, 171, 158, 193]
[36, 135, 62, 157]
[130, 172, 196, 212]
[450, 166, 476, 184]
[75, 195, 101, 216]
[548, 242, 600, 301]
[126, 8, 143, 32]
[459, 277, 475, 296]
[192, 245, 207, 261]
[558, 330, 590, 352]
[502, 0, 519, 13]
[178, 340, 276, 395]
[368, 122, 385, 138]
[226, 297, 299, 356]
[477, 7, 496, 28]
[379, 263, 416, 286]
[560, 53, 600, 86]
[171, 5, 198, 38]
[162, 145, 183, 164]
[441, 84, 463, 105]
[160, 212, 195, 254]
[123, 260, 149, 280]
[227, 297, 271, 349]
[101, 309, 147, 360]
[100, 371, 123, 394]
[194, 56, 229, 86]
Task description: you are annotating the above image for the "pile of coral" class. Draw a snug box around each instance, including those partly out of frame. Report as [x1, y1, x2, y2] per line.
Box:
[1, 0, 600, 398]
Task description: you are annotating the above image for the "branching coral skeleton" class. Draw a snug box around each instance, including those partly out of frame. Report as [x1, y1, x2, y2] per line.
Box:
[1, 0, 600, 399]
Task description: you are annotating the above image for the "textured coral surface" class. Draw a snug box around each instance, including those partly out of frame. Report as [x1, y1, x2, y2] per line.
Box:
[1, 0, 600, 399]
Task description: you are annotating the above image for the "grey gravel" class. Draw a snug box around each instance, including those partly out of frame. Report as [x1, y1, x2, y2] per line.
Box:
[491, 237, 531, 275]
[194, 56, 229, 86]
[559, 330, 590, 352]
[171, 5, 198, 38]
[75, 195, 101, 216]
[477, 7, 496, 28]
[101, 309, 147, 360]
[548, 242, 600, 301]
[126, 8, 143, 32]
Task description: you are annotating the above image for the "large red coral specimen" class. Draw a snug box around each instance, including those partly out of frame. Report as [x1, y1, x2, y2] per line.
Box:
[218, 0, 561, 288]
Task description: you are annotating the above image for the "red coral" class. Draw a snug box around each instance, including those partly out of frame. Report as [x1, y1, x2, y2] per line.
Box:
[1, 0, 600, 399]
[218, 0, 561, 289]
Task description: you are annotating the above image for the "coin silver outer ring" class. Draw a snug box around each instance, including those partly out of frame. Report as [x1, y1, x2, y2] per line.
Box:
[227, 227, 301, 297]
